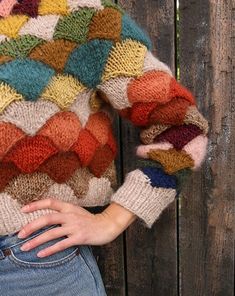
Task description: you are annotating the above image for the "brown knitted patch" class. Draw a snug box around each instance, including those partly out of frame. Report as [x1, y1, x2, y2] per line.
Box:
[0, 55, 12, 64]
[102, 160, 118, 188]
[39, 152, 80, 183]
[4, 172, 53, 204]
[29, 40, 77, 72]
[140, 123, 171, 144]
[147, 148, 194, 174]
[185, 105, 209, 135]
[88, 7, 122, 42]
[66, 167, 93, 199]
[89, 90, 105, 112]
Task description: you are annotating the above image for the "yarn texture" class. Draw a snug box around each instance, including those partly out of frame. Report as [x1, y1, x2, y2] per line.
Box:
[0, 0, 209, 234]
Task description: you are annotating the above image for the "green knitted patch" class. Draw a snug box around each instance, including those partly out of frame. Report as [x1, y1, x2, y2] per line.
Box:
[101, 0, 125, 14]
[0, 35, 44, 58]
[53, 8, 96, 43]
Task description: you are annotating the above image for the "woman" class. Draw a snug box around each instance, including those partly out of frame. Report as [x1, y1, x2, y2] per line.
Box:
[0, 0, 209, 295]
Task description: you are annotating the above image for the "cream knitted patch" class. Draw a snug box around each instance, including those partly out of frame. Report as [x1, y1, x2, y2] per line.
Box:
[19, 15, 60, 40]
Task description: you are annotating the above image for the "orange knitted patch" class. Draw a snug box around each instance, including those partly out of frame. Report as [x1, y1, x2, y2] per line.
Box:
[39, 111, 82, 151]
[0, 122, 25, 159]
[72, 128, 100, 167]
[29, 40, 77, 73]
[127, 70, 172, 104]
[39, 151, 80, 183]
[89, 144, 115, 177]
[85, 112, 112, 145]
[88, 7, 122, 42]
[147, 148, 194, 174]
[0, 162, 20, 191]
[130, 102, 158, 126]
[2, 135, 58, 173]
[149, 97, 191, 125]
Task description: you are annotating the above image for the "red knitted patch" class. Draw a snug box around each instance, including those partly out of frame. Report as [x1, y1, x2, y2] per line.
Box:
[89, 144, 115, 177]
[130, 102, 158, 126]
[169, 78, 196, 105]
[106, 130, 118, 156]
[72, 129, 100, 167]
[12, 0, 40, 17]
[0, 162, 20, 191]
[2, 135, 58, 173]
[149, 98, 191, 125]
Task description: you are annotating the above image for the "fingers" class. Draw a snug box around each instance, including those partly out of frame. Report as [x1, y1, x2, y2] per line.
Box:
[18, 213, 67, 238]
[20, 226, 69, 252]
[36, 237, 76, 258]
[20, 198, 74, 213]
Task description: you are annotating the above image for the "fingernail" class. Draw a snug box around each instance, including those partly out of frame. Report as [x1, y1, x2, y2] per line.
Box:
[20, 243, 30, 251]
[37, 251, 45, 257]
[21, 205, 29, 212]
[18, 229, 26, 238]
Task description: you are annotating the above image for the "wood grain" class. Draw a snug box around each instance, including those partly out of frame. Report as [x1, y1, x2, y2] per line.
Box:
[117, 1, 178, 295]
[179, 0, 234, 295]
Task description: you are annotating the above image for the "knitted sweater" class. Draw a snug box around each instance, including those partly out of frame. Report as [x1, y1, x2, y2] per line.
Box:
[0, 0, 209, 235]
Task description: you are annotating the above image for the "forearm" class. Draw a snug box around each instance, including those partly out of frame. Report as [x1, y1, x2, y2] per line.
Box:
[100, 201, 137, 233]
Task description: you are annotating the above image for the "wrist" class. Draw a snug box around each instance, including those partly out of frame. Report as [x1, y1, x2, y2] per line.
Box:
[101, 202, 137, 233]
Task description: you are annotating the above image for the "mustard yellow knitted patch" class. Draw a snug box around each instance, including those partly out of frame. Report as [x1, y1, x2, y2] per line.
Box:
[42, 74, 87, 109]
[38, 0, 69, 15]
[0, 82, 23, 113]
[0, 15, 28, 38]
[147, 148, 194, 174]
[102, 39, 147, 82]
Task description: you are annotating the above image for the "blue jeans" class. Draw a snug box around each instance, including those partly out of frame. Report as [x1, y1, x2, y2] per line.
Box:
[0, 224, 107, 296]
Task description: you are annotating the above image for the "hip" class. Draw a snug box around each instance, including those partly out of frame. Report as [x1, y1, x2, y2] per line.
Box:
[0, 224, 107, 296]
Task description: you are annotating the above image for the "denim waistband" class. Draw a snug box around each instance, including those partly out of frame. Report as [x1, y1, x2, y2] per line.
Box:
[0, 224, 59, 251]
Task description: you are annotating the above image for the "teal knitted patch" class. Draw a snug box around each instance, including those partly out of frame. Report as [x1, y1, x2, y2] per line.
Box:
[0, 35, 44, 59]
[0, 59, 55, 101]
[121, 14, 152, 50]
[65, 39, 113, 88]
[53, 8, 96, 43]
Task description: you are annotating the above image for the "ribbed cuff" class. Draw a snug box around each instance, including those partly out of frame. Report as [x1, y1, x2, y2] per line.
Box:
[110, 169, 176, 228]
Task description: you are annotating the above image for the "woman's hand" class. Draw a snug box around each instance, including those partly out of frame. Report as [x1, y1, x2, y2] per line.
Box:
[17, 198, 136, 258]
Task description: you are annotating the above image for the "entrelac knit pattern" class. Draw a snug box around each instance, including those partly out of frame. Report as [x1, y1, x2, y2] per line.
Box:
[0, 0, 209, 235]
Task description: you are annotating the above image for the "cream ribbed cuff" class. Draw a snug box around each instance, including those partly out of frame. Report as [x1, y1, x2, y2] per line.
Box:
[110, 169, 176, 228]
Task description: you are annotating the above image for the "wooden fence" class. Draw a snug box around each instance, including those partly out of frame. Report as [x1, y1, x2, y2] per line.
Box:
[91, 1, 234, 295]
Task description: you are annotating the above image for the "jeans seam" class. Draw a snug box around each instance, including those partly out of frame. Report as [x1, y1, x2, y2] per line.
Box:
[79, 247, 101, 295]
[1, 224, 58, 251]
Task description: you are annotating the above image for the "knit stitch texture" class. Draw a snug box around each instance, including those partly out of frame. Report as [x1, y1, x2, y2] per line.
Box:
[0, 0, 209, 235]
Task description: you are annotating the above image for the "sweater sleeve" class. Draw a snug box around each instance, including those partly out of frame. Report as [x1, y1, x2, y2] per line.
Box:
[96, 3, 209, 228]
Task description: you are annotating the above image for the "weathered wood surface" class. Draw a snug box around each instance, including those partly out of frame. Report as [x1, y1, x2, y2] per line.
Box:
[117, 1, 178, 296]
[93, 0, 234, 295]
[179, 0, 234, 295]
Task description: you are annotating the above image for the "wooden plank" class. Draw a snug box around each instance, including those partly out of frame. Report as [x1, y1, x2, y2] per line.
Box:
[117, 1, 178, 295]
[179, 0, 234, 295]
[91, 112, 126, 296]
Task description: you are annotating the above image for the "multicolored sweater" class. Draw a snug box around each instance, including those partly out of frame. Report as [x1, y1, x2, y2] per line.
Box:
[0, 0, 209, 235]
